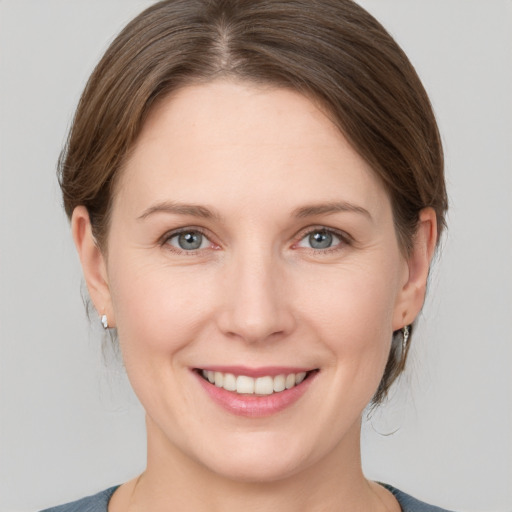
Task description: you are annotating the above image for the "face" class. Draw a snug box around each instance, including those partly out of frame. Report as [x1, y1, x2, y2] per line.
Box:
[77, 81, 426, 482]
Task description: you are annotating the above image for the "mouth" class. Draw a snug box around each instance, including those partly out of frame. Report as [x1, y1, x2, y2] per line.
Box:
[193, 367, 319, 417]
[195, 368, 318, 396]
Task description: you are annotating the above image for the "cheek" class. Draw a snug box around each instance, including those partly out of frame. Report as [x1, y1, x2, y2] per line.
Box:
[295, 261, 401, 345]
[108, 258, 217, 358]
[292, 258, 402, 402]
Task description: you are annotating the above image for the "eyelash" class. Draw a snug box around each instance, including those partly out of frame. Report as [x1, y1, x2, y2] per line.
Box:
[160, 227, 215, 255]
[293, 226, 352, 254]
[160, 226, 351, 255]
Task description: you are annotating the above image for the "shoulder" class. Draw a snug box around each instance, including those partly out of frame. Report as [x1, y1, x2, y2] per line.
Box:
[382, 484, 456, 512]
[39, 486, 119, 512]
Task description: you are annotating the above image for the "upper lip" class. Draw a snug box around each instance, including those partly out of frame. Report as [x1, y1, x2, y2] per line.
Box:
[194, 365, 317, 378]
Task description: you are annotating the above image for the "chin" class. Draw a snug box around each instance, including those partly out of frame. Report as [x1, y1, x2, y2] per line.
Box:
[203, 450, 307, 483]
[188, 429, 323, 484]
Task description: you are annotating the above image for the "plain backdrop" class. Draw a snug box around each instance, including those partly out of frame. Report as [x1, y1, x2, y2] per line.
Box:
[1, 1, 511, 511]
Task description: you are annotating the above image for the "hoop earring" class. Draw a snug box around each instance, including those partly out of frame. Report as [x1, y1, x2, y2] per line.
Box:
[101, 314, 109, 329]
[402, 325, 410, 355]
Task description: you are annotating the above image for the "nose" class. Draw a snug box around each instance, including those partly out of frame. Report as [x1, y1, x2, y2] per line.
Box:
[216, 247, 296, 344]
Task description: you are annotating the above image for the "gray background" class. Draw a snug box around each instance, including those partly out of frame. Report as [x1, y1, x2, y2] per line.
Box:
[1, 1, 511, 511]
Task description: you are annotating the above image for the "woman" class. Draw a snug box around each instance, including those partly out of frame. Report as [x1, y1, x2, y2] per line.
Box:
[43, 0, 451, 510]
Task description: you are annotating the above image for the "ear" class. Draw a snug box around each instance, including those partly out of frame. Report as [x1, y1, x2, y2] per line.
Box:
[393, 208, 438, 330]
[71, 206, 115, 327]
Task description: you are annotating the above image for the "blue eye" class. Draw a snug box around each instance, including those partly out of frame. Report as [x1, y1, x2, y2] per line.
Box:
[297, 229, 343, 250]
[167, 230, 210, 251]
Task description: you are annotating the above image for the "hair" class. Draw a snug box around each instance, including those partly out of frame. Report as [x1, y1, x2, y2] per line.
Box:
[58, 0, 447, 404]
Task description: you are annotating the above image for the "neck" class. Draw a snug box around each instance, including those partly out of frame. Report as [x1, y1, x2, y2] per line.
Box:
[111, 415, 396, 512]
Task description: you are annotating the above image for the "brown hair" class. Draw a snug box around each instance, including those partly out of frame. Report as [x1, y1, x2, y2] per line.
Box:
[58, 0, 447, 403]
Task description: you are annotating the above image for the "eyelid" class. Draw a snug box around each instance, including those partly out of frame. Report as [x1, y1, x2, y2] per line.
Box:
[158, 224, 352, 254]
[159, 226, 218, 253]
[293, 225, 353, 250]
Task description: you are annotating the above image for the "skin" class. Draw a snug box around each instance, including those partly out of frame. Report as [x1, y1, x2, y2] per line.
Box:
[73, 80, 437, 512]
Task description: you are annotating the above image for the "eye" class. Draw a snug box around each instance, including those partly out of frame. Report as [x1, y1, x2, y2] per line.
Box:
[296, 228, 344, 250]
[166, 229, 211, 251]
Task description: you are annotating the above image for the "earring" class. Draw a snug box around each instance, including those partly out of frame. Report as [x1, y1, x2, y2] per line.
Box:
[101, 314, 109, 329]
[402, 325, 410, 355]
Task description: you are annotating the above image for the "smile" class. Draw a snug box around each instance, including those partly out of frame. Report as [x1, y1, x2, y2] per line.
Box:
[194, 367, 318, 417]
[199, 369, 310, 395]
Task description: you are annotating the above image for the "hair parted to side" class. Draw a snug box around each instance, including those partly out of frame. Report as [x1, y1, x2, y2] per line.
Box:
[58, 0, 447, 404]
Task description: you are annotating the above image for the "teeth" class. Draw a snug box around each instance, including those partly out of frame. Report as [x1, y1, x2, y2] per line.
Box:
[236, 375, 255, 394]
[273, 374, 286, 392]
[223, 373, 236, 391]
[295, 372, 307, 384]
[201, 370, 310, 395]
[214, 372, 224, 387]
[254, 376, 274, 395]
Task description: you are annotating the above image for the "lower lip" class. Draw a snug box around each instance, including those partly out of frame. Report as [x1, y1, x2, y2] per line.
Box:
[194, 371, 317, 418]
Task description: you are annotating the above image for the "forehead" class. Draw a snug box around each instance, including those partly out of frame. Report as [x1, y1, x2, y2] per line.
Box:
[116, 80, 389, 218]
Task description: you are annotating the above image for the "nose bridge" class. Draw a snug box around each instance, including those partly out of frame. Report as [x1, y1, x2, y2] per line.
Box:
[218, 240, 294, 343]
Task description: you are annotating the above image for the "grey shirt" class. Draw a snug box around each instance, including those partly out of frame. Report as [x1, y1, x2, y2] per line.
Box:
[40, 484, 455, 512]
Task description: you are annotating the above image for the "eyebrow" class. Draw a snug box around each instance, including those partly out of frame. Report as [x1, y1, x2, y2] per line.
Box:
[137, 200, 372, 222]
[137, 201, 220, 221]
[292, 201, 372, 220]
